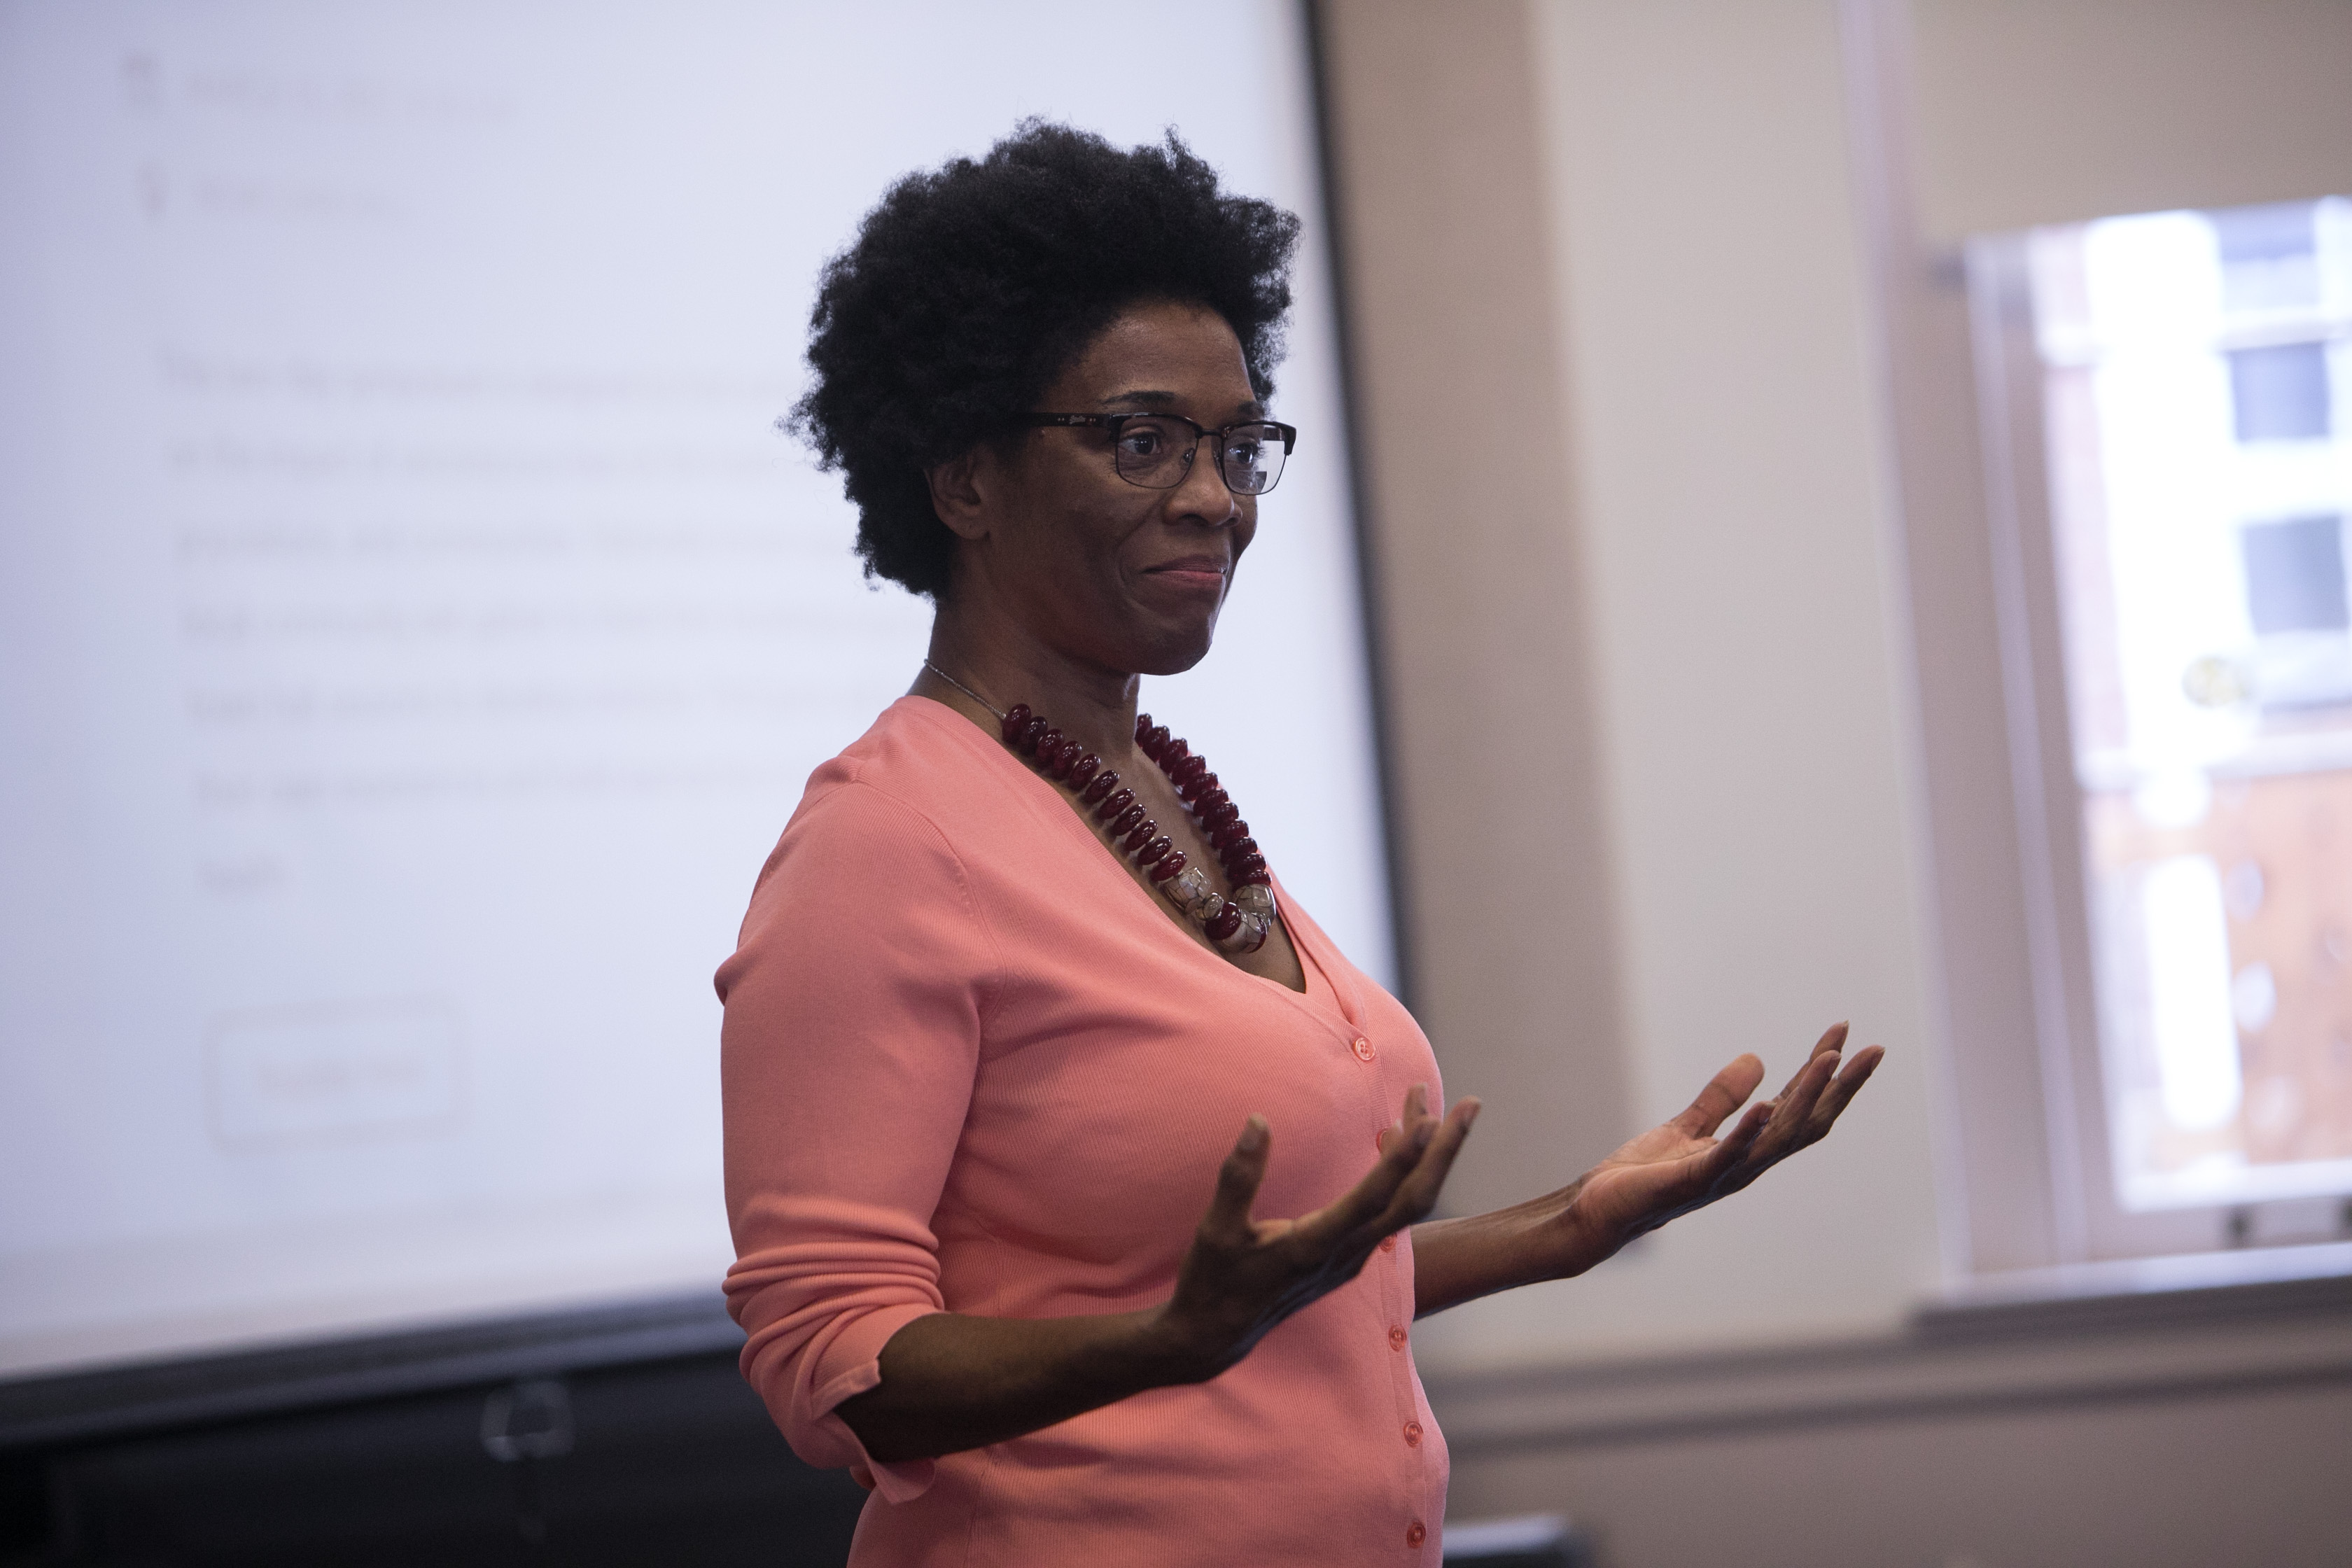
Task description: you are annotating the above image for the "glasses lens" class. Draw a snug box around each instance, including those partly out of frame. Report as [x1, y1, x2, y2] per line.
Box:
[1109, 416, 1192, 489]
[1219, 424, 1287, 495]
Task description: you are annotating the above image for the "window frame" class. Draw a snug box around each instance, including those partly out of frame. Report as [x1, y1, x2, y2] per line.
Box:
[1843, 0, 2352, 1281]
[1968, 217, 2352, 1261]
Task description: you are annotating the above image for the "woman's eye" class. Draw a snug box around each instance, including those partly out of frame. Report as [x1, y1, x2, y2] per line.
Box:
[1119, 429, 1166, 456]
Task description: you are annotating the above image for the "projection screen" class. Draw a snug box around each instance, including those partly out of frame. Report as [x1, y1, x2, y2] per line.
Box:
[0, 0, 1392, 1382]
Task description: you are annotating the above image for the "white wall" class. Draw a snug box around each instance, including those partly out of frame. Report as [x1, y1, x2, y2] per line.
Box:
[1329, 0, 2352, 1378]
[1912, 0, 2352, 244]
[1415, 0, 1947, 1373]
[1315, 2, 2352, 1555]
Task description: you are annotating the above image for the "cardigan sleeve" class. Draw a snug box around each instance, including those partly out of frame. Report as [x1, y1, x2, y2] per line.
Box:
[716, 776, 999, 1502]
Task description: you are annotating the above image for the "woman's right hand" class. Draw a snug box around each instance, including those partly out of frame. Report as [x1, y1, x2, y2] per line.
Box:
[836, 1084, 1476, 1462]
[1153, 1084, 1479, 1379]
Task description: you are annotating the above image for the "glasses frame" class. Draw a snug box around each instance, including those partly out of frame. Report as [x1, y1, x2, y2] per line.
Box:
[1018, 412, 1299, 496]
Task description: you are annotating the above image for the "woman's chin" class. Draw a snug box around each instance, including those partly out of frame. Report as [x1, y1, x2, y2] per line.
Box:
[1124, 622, 1219, 679]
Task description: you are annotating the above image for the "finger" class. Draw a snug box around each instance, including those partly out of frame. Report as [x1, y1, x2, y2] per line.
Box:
[1748, 1044, 1843, 1162]
[1379, 1083, 1438, 1158]
[1786, 1037, 1844, 1111]
[1298, 1090, 1473, 1254]
[1378, 1097, 1481, 1230]
[1674, 1098, 1771, 1193]
[1726, 1042, 1879, 1189]
[1706, 1098, 1779, 1191]
[1770, 1022, 1849, 1102]
[1805, 1042, 1884, 1134]
[1200, 1115, 1272, 1242]
[1716, 1098, 1773, 1163]
[1293, 1116, 1432, 1251]
[1672, 1054, 1764, 1138]
[1735, 1044, 1856, 1191]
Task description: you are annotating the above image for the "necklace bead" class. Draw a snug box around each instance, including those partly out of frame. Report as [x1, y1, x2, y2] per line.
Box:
[968, 695, 1280, 956]
[1167, 864, 1213, 912]
[924, 664, 1283, 960]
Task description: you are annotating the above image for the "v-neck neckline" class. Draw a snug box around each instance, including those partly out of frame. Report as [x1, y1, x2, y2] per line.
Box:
[901, 695, 1319, 1000]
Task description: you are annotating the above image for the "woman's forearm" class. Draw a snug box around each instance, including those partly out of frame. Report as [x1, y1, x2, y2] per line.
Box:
[833, 1306, 1203, 1463]
[836, 1093, 1478, 1464]
[1409, 1184, 1613, 1320]
[840, 1198, 1588, 1464]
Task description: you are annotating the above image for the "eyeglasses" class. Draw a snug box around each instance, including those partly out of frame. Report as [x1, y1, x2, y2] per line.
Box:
[1020, 412, 1298, 496]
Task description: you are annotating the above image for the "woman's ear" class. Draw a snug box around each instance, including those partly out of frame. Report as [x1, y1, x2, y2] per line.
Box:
[927, 446, 994, 541]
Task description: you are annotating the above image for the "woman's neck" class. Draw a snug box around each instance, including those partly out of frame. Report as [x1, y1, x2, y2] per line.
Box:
[917, 611, 1142, 767]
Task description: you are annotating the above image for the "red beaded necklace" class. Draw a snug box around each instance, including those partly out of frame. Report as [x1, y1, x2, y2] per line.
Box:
[924, 663, 1276, 955]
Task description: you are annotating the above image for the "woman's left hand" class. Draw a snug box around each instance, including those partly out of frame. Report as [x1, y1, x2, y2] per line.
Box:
[1408, 1023, 1883, 1318]
[1549, 1022, 1883, 1269]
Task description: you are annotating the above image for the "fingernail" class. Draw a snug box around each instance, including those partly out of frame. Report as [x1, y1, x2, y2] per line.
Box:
[1240, 1114, 1268, 1153]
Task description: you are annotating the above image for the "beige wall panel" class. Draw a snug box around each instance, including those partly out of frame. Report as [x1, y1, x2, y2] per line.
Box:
[1849, 0, 2069, 1275]
[1310, 0, 2352, 1552]
[1913, 0, 2352, 242]
[1445, 1373, 2352, 1567]
[1401, 0, 1945, 1370]
[1315, 0, 1636, 1220]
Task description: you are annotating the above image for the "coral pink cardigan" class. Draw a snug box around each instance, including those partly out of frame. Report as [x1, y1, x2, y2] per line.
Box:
[719, 697, 1448, 1565]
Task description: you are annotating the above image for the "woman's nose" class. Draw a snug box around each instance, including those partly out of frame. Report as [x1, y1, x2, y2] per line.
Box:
[1171, 433, 1242, 526]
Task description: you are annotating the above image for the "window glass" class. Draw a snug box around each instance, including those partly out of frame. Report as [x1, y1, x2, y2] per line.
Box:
[2030, 197, 2352, 1212]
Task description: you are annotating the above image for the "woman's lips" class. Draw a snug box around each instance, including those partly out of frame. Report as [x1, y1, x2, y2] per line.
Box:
[1142, 559, 1228, 595]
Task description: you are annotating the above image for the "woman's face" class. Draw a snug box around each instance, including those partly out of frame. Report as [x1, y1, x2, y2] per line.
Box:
[960, 299, 1263, 678]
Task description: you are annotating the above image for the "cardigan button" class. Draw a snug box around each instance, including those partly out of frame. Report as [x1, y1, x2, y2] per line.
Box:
[1403, 1420, 1422, 1448]
[1388, 1324, 1408, 1351]
[1379, 1233, 1396, 1253]
[1405, 1520, 1427, 1548]
[1350, 1037, 1374, 1062]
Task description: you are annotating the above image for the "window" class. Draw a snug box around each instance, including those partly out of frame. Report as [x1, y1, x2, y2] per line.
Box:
[1969, 197, 2352, 1257]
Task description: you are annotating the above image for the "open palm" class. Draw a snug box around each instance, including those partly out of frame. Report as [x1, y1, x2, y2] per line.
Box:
[1564, 1023, 1883, 1256]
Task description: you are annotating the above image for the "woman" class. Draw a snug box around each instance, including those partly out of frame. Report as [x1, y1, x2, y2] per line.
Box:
[720, 124, 1880, 1565]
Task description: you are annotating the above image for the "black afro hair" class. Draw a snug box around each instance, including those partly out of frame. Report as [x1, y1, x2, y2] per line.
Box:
[789, 120, 1302, 600]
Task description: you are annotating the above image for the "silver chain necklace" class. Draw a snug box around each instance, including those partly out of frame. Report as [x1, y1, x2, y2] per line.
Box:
[922, 659, 1006, 722]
